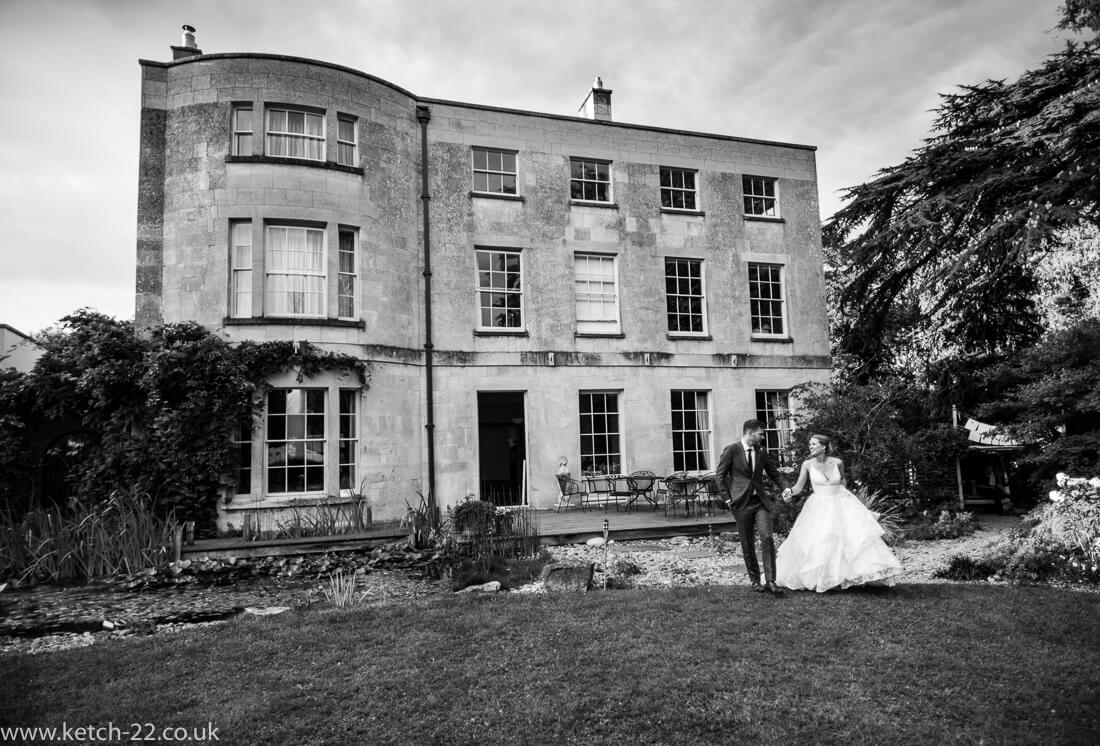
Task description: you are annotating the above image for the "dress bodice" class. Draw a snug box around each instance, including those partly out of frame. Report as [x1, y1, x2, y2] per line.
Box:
[809, 460, 843, 490]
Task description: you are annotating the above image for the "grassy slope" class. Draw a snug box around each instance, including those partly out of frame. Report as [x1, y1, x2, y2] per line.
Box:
[3, 584, 1098, 745]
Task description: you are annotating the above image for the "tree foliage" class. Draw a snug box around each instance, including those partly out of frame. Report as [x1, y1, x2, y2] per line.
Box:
[979, 319, 1100, 478]
[787, 381, 969, 507]
[0, 310, 368, 527]
[824, 4, 1100, 380]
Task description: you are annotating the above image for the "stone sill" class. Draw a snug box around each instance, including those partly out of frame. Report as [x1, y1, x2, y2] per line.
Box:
[751, 335, 794, 344]
[667, 334, 713, 341]
[470, 191, 525, 202]
[660, 208, 705, 217]
[575, 332, 625, 339]
[570, 200, 619, 209]
[743, 215, 785, 224]
[474, 329, 529, 337]
[226, 154, 364, 175]
[223, 317, 365, 329]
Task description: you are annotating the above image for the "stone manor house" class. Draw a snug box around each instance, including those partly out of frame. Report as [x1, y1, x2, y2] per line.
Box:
[136, 28, 831, 532]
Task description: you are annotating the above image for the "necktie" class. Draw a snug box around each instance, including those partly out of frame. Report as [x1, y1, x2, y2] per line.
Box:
[748, 447, 755, 474]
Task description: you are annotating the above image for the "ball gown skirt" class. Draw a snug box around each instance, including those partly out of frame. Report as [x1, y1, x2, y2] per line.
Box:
[776, 484, 903, 592]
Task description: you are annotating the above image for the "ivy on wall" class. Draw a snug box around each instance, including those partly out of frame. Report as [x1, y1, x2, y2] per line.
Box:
[0, 309, 369, 526]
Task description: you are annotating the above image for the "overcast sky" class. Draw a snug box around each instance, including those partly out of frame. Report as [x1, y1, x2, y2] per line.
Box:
[0, 0, 1073, 335]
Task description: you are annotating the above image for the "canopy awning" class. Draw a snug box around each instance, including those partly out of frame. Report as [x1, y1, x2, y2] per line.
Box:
[964, 418, 1025, 450]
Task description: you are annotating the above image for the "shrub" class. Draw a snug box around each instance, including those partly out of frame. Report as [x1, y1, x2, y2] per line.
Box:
[933, 555, 1000, 581]
[443, 503, 544, 591]
[0, 311, 368, 532]
[449, 497, 495, 537]
[938, 475, 1100, 586]
[904, 509, 979, 540]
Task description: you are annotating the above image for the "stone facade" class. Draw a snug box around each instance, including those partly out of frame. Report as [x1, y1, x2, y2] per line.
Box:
[0, 324, 43, 373]
[136, 48, 831, 532]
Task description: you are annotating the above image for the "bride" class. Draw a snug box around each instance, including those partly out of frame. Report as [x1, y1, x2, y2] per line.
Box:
[776, 433, 903, 592]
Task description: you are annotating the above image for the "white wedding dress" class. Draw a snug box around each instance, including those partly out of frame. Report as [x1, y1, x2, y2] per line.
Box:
[776, 461, 903, 592]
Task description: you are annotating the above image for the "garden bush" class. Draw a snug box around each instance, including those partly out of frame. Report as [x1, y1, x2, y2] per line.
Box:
[903, 509, 980, 540]
[940, 474, 1100, 585]
[0, 311, 367, 531]
[994, 474, 1100, 583]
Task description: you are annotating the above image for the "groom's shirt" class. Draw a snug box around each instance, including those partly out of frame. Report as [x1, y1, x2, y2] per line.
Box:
[739, 437, 763, 509]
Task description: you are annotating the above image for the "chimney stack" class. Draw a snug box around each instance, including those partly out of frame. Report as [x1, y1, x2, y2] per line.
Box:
[171, 24, 202, 60]
[578, 76, 613, 121]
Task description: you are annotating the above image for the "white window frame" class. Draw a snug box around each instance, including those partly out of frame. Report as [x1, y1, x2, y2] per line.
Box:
[230, 221, 253, 318]
[748, 262, 788, 338]
[475, 248, 524, 331]
[660, 167, 699, 211]
[231, 104, 253, 156]
[570, 158, 612, 203]
[337, 228, 358, 320]
[336, 114, 358, 167]
[755, 390, 792, 466]
[472, 147, 518, 195]
[743, 175, 779, 217]
[265, 388, 328, 496]
[338, 389, 358, 491]
[671, 391, 711, 472]
[579, 391, 622, 476]
[233, 418, 253, 496]
[574, 253, 620, 335]
[664, 257, 708, 336]
[265, 225, 327, 318]
[265, 107, 325, 161]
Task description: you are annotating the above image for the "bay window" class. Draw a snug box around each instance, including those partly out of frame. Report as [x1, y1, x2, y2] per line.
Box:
[265, 107, 325, 161]
[265, 225, 326, 317]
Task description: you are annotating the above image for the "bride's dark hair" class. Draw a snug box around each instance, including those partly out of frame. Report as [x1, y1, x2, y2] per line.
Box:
[810, 433, 836, 454]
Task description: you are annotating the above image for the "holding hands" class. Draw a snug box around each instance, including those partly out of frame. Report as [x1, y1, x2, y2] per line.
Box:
[782, 488, 794, 502]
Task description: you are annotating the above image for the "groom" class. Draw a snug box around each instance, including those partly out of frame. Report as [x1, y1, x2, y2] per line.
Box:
[716, 419, 787, 595]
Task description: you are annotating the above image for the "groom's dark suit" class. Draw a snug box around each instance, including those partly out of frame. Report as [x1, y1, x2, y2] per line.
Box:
[716, 440, 786, 585]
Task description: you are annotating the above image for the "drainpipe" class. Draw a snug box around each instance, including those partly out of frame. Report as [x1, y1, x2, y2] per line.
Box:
[416, 104, 437, 513]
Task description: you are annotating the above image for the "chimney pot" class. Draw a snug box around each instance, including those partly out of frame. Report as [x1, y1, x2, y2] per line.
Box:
[172, 24, 203, 60]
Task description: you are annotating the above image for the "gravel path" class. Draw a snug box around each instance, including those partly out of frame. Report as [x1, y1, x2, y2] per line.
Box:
[535, 514, 1023, 591]
[0, 515, 1027, 657]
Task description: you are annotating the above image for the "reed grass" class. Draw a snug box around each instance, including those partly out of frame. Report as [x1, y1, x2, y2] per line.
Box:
[321, 569, 367, 608]
[0, 491, 177, 585]
[855, 486, 906, 544]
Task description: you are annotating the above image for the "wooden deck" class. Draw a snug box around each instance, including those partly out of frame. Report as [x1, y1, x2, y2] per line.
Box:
[534, 505, 737, 545]
[182, 506, 738, 559]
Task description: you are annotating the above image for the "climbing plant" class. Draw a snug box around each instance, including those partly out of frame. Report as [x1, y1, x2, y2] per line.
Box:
[0, 310, 369, 526]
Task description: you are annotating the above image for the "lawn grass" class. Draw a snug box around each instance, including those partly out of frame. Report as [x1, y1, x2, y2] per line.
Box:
[3, 583, 1099, 745]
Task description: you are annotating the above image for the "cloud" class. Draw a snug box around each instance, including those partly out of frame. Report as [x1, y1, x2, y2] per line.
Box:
[0, 0, 1071, 331]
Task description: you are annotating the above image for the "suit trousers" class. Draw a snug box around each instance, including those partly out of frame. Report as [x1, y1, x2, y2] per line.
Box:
[732, 502, 776, 583]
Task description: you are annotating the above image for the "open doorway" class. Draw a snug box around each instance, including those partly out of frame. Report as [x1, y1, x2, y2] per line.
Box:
[477, 392, 526, 507]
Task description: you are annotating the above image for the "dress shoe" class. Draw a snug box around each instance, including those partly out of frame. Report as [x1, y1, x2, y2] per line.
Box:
[764, 581, 784, 596]
[750, 582, 765, 592]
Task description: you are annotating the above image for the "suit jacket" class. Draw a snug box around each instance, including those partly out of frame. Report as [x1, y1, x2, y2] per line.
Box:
[715, 441, 785, 512]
